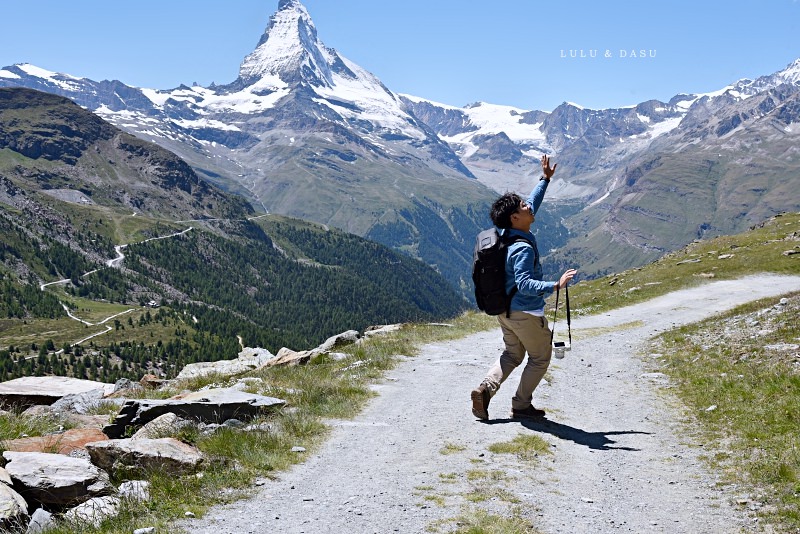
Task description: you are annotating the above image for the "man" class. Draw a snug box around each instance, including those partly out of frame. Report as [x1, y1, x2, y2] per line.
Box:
[471, 155, 577, 420]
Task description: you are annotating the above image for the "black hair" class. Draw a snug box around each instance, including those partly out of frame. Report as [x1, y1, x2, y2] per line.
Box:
[490, 192, 522, 229]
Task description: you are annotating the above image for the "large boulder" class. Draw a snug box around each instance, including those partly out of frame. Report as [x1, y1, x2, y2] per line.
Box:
[316, 330, 360, 352]
[361, 324, 404, 339]
[63, 496, 120, 527]
[0, 483, 28, 528]
[130, 413, 192, 440]
[25, 507, 54, 534]
[263, 347, 314, 367]
[103, 388, 284, 438]
[175, 347, 275, 380]
[2, 451, 113, 507]
[85, 438, 204, 476]
[0, 377, 114, 409]
[263, 330, 362, 369]
[50, 388, 124, 414]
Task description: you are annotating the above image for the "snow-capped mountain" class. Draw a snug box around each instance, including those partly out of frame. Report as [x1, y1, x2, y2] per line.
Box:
[0, 0, 497, 295]
[403, 58, 800, 201]
[1, 0, 799, 280]
[401, 58, 800, 274]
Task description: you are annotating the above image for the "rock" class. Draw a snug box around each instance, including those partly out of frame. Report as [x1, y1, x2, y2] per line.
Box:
[63, 496, 120, 527]
[130, 413, 192, 440]
[0, 482, 28, 527]
[222, 418, 245, 428]
[263, 347, 314, 367]
[3, 428, 109, 455]
[243, 422, 273, 432]
[103, 388, 285, 438]
[139, 374, 166, 390]
[258, 331, 361, 369]
[316, 330, 360, 352]
[25, 507, 54, 534]
[118, 480, 150, 502]
[175, 347, 275, 380]
[362, 324, 404, 339]
[2, 451, 113, 507]
[717, 254, 735, 260]
[133, 528, 156, 534]
[291, 446, 306, 453]
[0, 467, 13, 486]
[783, 249, 799, 256]
[50, 389, 124, 415]
[230, 377, 265, 391]
[0, 377, 114, 410]
[676, 259, 701, 265]
[86, 438, 204, 477]
[112, 378, 144, 394]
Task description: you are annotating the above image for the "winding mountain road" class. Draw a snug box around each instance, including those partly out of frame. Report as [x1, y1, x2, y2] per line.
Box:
[178, 273, 800, 534]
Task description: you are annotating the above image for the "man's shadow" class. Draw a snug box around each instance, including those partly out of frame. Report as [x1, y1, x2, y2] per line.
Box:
[486, 417, 649, 451]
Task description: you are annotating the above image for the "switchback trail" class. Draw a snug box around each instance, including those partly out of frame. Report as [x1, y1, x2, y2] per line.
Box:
[179, 274, 800, 534]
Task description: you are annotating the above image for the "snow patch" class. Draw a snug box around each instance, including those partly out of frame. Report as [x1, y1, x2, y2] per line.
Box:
[0, 69, 20, 79]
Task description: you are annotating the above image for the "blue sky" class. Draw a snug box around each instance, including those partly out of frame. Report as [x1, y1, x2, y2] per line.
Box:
[1, 0, 798, 111]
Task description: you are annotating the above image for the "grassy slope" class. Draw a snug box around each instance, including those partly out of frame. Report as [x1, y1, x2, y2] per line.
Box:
[568, 211, 800, 316]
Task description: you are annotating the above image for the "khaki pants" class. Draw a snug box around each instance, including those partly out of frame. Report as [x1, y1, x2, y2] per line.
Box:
[483, 311, 552, 410]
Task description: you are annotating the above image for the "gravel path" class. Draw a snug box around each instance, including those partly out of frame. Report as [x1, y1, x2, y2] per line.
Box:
[179, 274, 800, 534]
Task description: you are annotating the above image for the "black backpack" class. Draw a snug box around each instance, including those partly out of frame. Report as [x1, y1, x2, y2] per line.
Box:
[472, 228, 533, 317]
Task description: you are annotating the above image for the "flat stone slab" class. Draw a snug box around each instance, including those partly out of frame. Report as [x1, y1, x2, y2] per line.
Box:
[86, 438, 204, 476]
[0, 377, 114, 409]
[175, 347, 275, 381]
[103, 388, 285, 438]
[2, 451, 113, 507]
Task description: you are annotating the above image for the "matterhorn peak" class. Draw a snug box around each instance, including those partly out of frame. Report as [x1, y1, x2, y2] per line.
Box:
[237, 0, 336, 88]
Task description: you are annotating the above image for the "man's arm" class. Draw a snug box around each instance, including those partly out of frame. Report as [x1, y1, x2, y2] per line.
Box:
[541, 155, 557, 181]
[529, 155, 557, 214]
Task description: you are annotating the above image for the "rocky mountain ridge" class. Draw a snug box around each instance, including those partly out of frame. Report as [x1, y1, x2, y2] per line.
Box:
[1, 1, 798, 278]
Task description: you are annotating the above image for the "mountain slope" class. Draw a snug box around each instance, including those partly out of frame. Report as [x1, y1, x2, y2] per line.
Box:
[402, 60, 800, 276]
[0, 87, 470, 382]
[0, 0, 502, 296]
[0, 88, 252, 221]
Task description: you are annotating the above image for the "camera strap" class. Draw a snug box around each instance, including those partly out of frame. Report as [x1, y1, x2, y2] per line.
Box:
[549, 283, 572, 345]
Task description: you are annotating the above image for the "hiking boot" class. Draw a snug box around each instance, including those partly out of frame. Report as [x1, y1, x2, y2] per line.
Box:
[510, 405, 546, 419]
[471, 383, 491, 420]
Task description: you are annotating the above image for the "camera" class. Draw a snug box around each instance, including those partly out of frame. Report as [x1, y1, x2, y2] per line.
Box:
[552, 341, 571, 359]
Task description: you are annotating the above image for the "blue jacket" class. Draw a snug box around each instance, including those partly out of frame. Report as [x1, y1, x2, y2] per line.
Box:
[500, 179, 556, 313]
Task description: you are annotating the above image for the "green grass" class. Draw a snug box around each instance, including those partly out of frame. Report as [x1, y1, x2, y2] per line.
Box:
[440, 442, 467, 455]
[0, 410, 74, 442]
[653, 292, 800, 530]
[567, 212, 800, 316]
[488, 433, 552, 462]
[429, 507, 540, 534]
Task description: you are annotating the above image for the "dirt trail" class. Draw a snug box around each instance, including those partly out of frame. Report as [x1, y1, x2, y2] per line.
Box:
[179, 274, 800, 534]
